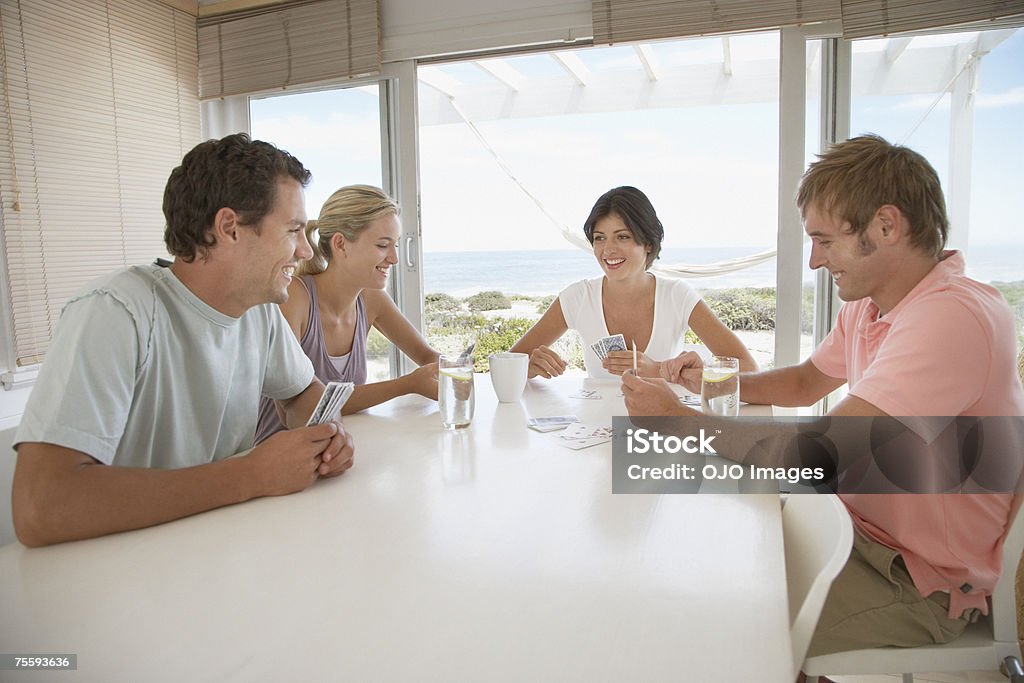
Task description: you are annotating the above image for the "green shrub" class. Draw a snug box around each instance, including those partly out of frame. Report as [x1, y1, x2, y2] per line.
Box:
[472, 317, 534, 372]
[702, 288, 776, 331]
[535, 294, 556, 314]
[366, 327, 391, 358]
[466, 290, 511, 312]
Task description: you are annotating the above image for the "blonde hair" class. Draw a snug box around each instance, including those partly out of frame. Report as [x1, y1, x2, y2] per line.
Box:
[298, 184, 400, 276]
[796, 134, 948, 257]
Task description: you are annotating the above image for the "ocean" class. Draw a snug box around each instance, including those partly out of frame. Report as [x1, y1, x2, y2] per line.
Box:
[422, 245, 1024, 297]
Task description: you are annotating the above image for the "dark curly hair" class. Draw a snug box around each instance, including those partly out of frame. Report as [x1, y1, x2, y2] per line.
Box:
[163, 133, 312, 262]
[583, 186, 664, 268]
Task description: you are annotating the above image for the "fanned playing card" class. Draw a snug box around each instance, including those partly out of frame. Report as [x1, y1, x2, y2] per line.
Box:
[306, 381, 354, 426]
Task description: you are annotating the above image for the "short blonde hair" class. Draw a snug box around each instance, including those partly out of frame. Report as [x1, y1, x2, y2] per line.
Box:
[299, 185, 400, 276]
[796, 134, 948, 257]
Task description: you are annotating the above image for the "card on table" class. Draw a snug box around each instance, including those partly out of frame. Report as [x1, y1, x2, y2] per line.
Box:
[307, 381, 355, 426]
[556, 423, 613, 450]
[569, 389, 602, 400]
[527, 415, 579, 432]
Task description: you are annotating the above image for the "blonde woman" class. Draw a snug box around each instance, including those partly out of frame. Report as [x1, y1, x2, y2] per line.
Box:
[255, 185, 438, 443]
[511, 186, 757, 379]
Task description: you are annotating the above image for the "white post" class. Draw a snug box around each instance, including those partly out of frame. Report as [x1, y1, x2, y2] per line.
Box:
[776, 27, 807, 370]
[946, 41, 979, 254]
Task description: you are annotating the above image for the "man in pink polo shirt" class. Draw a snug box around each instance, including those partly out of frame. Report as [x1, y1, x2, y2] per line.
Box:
[622, 134, 1024, 659]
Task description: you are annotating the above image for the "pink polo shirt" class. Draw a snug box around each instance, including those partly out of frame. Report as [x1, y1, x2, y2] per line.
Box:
[811, 251, 1024, 618]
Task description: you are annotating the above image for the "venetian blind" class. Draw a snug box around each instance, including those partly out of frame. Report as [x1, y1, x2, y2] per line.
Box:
[0, 0, 200, 366]
[840, 0, 1024, 38]
[591, 0, 842, 44]
[197, 0, 380, 100]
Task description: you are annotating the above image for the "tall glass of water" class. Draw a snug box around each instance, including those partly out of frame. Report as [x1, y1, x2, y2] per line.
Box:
[439, 353, 475, 429]
[701, 356, 740, 417]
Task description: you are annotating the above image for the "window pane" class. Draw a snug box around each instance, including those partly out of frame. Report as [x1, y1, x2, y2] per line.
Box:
[418, 33, 781, 371]
[250, 86, 393, 381]
[850, 29, 1024, 352]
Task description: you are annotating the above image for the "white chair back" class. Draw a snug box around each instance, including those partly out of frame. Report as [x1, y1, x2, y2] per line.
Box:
[802, 497, 1024, 682]
[783, 493, 854, 674]
[992, 497, 1024, 646]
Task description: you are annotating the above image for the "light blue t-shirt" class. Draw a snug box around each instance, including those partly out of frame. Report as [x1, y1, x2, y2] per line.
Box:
[14, 265, 314, 469]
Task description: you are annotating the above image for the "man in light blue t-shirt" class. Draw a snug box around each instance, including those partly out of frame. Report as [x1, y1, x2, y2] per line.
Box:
[12, 134, 355, 547]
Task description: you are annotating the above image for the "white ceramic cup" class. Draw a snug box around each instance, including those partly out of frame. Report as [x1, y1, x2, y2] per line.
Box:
[488, 352, 529, 403]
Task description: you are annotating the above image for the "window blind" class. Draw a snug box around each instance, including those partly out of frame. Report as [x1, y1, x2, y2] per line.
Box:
[0, 0, 200, 367]
[840, 0, 1024, 38]
[197, 0, 380, 100]
[592, 0, 1024, 43]
[591, 0, 842, 44]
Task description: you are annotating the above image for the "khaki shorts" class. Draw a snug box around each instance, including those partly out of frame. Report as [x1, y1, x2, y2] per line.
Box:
[806, 529, 979, 658]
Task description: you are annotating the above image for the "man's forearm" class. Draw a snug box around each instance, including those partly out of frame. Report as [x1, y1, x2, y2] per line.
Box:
[13, 445, 260, 547]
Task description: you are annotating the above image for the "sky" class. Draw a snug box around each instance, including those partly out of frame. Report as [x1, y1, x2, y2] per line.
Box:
[250, 29, 1024, 256]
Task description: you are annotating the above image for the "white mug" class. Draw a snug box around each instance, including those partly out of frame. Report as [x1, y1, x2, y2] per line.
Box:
[488, 352, 529, 403]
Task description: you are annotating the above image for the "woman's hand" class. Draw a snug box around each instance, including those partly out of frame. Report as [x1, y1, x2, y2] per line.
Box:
[528, 345, 567, 379]
[403, 362, 439, 400]
[603, 349, 660, 377]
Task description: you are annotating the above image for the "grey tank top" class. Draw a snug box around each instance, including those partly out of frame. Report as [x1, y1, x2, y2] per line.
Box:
[254, 275, 369, 443]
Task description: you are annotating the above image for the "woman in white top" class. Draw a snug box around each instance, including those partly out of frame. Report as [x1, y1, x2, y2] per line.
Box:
[511, 186, 757, 379]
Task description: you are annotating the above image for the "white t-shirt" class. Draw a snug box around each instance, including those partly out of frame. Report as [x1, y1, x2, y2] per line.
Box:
[15, 265, 315, 469]
[558, 275, 702, 379]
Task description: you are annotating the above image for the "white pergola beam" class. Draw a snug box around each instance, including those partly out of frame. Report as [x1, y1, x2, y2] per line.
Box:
[475, 59, 523, 92]
[722, 36, 733, 76]
[551, 51, 591, 86]
[885, 37, 912, 64]
[417, 68, 461, 99]
[634, 44, 659, 81]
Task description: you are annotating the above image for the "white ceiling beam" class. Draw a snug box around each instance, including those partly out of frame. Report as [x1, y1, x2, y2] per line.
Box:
[417, 68, 461, 99]
[976, 28, 1016, 55]
[633, 44, 659, 81]
[722, 36, 733, 76]
[474, 58, 524, 92]
[885, 37, 912, 64]
[551, 51, 590, 86]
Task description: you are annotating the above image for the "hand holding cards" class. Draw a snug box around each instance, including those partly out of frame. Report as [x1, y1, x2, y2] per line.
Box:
[307, 381, 354, 426]
[590, 334, 626, 361]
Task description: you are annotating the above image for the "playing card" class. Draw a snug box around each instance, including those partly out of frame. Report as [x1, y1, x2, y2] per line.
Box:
[527, 415, 579, 432]
[308, 384, 335, 425]
[557, 436, 610, 450]
[306, 381, 354, 426]
[560, 423, 613, 440]
[601, 334, 626, 355]
[569, 389, 601, 400]
[589, 340, 607, 361]
[555, 422, 613, 449]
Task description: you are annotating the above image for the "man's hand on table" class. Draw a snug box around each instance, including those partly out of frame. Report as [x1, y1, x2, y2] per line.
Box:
[246, 422, 354, 495]
[317, 418, 355, 478]
[621, 371, 696, 417]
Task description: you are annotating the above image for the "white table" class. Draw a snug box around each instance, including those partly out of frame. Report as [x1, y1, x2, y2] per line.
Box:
[0, 375, 792, 682]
